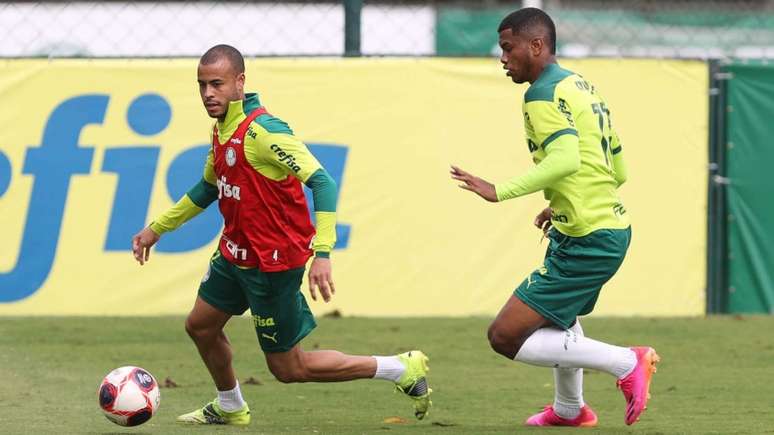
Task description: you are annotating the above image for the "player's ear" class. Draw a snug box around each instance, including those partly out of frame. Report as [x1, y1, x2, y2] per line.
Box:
[529, 37, 543, 56]
[236, 72, 245, 91]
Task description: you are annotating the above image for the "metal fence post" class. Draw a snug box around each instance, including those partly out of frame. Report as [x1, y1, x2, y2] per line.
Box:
[707, 59, 730, 314]
[344, 0, 362, 57]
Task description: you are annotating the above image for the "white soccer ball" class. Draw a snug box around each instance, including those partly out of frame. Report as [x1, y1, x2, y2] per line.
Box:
[97, 366, 161, 426]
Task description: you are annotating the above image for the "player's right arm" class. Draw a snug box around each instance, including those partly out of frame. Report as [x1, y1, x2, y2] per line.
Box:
[132, 147, 218, 265]
[148, 148, 218, 235]
[495, 95, 581, 201]
[494, 135, 580, 200]
[450, 94, 582, 202]
[534, 206, 552, 233]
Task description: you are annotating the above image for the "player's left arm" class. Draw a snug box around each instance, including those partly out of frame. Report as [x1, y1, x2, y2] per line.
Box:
[256, 133, 338, 256]
[251, 131, 338, 302]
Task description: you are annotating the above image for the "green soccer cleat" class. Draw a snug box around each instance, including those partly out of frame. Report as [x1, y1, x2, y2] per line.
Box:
[176, 399, 250, 425]
[395, 350, 433, 420]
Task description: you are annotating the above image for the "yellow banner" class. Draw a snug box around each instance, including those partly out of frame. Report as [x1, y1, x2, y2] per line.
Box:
[0, 58, 706, 316]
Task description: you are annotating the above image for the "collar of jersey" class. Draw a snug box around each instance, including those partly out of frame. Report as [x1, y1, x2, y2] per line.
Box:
[217, 92, 262, 141]
[533, 63, 561, 87]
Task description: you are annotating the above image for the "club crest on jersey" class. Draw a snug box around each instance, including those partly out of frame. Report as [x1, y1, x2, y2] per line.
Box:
[225, 147, 237, 167]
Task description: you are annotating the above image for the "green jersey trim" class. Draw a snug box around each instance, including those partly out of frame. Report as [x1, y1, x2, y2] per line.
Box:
[188, 177, 218, 208]
[305, 169, 337, 212]
[542, 128, 578, 149]
[242, 93, 293, 135]
[524, 63, 575, 103]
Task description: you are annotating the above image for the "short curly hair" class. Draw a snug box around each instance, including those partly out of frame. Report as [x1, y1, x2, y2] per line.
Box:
[498, 8, 556, 55]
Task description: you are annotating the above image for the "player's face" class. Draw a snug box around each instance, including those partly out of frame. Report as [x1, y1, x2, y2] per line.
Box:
[197, 59, 245, 119]
[498, 29, 533, 84]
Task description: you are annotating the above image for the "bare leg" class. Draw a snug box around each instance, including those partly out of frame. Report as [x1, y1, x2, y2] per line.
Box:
[488, 295, 635, 375]
[185, 297, 237, 390]
[265, 344, 377, 383]
[262, 339, 432, 420]
[487, 295, 554, 359]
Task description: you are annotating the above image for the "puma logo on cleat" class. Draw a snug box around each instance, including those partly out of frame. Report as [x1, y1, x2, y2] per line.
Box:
[203, 404, 226, 424]
[406, 378, 429, 397]
[261, 332, 278, 343]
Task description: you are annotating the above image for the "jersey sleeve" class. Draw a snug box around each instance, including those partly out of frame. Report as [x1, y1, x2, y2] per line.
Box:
[525, 93, 578, 149]
[495, 88, 581, 201]
[149, 146, 218, 235]
[305, 169, 338, 256]
[149, 193, 205, 235]
[254, 132, 322, 182]
[247, 131, 337, 256]
[495, 134, 580, 201]
[202, 145, 217, 185]
[149, 177, 217, 235]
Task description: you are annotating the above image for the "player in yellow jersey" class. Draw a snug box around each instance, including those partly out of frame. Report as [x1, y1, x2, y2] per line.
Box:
[451, 8, 659, 427]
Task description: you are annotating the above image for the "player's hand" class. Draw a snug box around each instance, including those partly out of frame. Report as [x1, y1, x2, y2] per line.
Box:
[308, 257, 335, 303]
[131, 226, 160, 265]
[450, 165, 498, 202]
[534, 207, 553, 234]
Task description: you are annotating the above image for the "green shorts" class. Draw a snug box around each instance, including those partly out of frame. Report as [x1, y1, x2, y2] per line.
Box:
[515, 227, 631, 330]
[198, 252, 316, 353]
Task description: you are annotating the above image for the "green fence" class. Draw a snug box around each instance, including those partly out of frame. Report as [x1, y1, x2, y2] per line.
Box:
[436, 3, 774, 58]
[708, 61, 774, 314]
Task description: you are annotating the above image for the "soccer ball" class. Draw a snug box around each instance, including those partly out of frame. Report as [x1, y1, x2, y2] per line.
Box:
[97, 366, 160, 426]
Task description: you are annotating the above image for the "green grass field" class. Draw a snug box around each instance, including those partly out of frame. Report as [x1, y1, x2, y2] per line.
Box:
[1, 316, 773, 434]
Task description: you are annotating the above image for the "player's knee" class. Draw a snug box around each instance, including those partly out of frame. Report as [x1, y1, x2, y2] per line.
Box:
[184, 317, 214, 342]
[487, 323, 520, 359]
[268, 361, 308, 384]
[270, 369, 295, 384]
[270, 367, 307, 384]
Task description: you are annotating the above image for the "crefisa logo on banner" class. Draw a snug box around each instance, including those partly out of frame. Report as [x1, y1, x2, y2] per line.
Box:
[0, 93, 350, 302]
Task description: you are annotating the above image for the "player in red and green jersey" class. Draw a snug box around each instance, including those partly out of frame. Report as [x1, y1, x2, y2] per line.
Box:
[451, 9, 659, 428]
[131, 45, 431, 425]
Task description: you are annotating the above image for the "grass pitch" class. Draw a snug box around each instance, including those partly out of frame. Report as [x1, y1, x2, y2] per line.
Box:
[1, 316, 773, 434]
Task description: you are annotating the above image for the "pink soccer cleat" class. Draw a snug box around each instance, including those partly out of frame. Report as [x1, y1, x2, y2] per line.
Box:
[525, 405, 598, 427]
[617, 346, 660, 425]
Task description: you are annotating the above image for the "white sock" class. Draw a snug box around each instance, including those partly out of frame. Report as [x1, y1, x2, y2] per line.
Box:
[553, 320, 584, 419]
[217, 382, 246, 412]
[515, 326, 637, 379]
[372, 356, 406, 382]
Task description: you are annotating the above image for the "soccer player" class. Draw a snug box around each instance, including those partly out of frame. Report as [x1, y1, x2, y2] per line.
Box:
[131, 45, 431, 425]
[450, 8, 659, 427]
